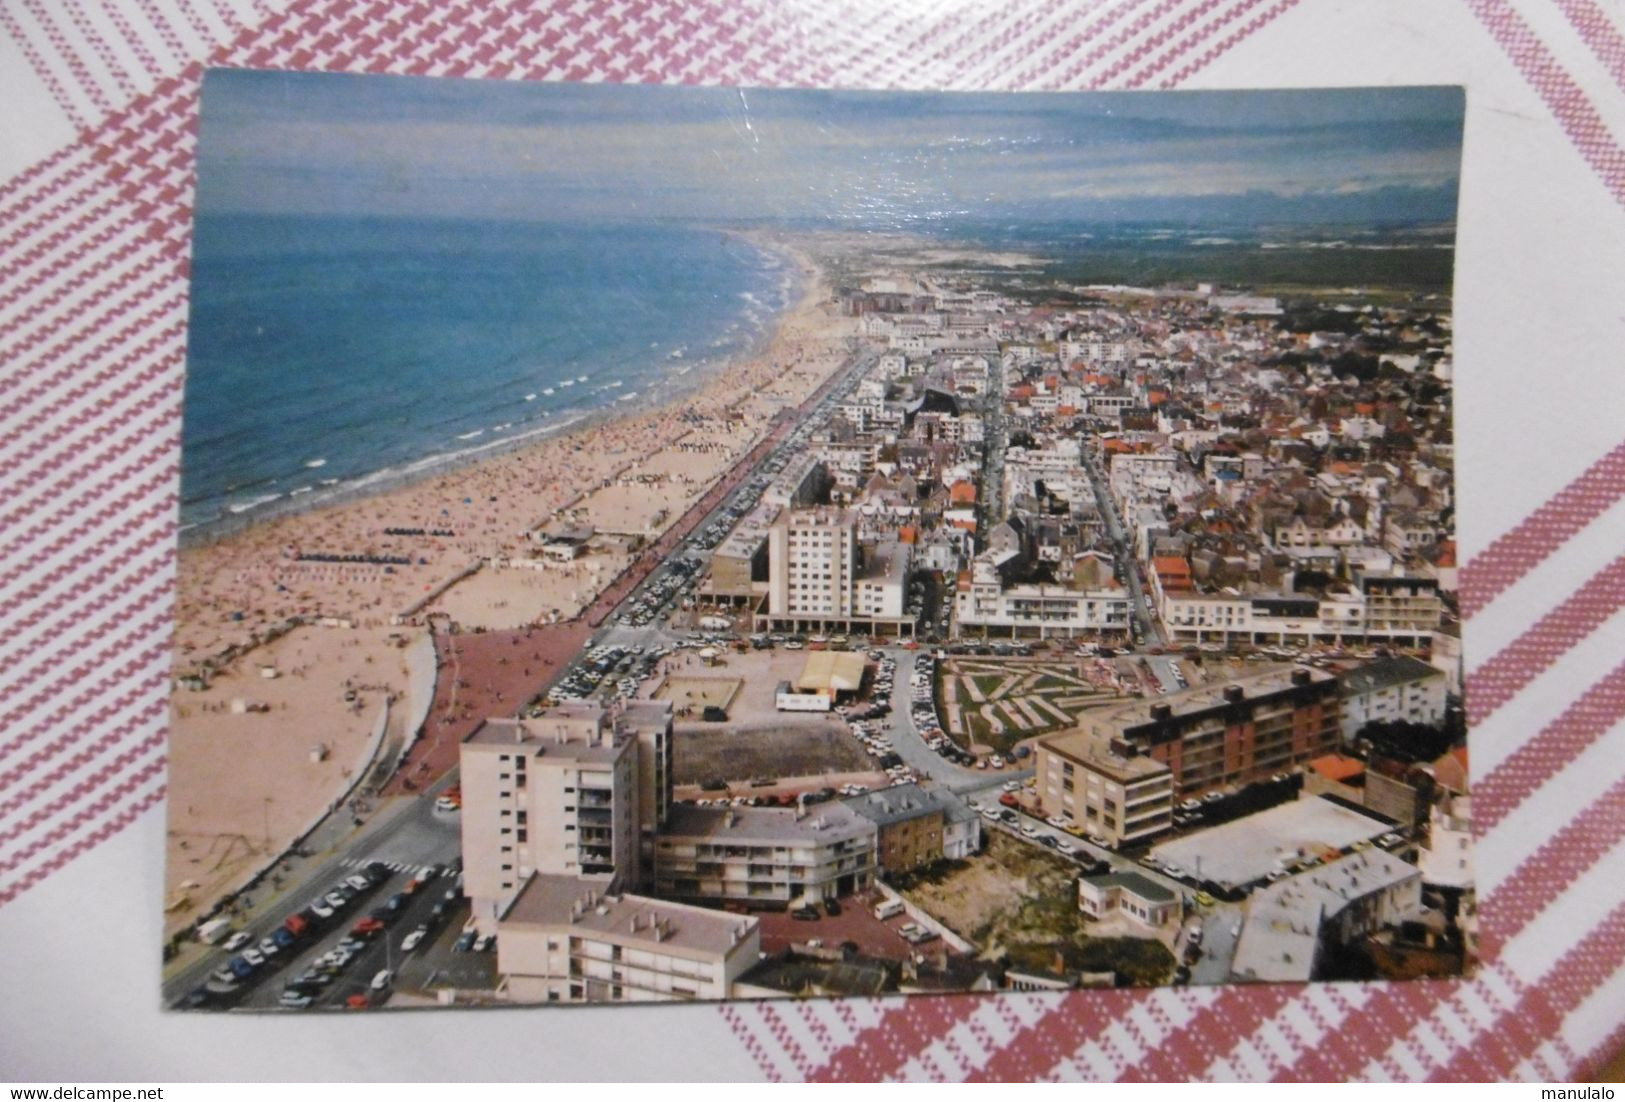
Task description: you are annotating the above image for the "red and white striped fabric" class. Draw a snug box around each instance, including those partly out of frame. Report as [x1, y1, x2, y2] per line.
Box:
[3, 0, 1624, 1082]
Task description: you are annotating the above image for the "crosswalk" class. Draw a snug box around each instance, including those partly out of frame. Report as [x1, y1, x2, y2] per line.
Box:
[337, 856, 439, 879]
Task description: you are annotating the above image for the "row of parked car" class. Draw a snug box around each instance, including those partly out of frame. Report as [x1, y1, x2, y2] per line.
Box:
[617, 557, 703, 627]
[185, 862, 394, 1008]
[842, 653, 930, 787]
[908, 656, 980, 769]
[545, 643, 664, 704]
[843, 722, 923, 787]
[278, 864, 466, 1010]
[1171, 770, 1301, 831]
[966, 796, 1115, 874]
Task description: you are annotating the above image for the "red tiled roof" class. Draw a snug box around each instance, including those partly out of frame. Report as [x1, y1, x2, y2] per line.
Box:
[1309, 754, 1366, 783]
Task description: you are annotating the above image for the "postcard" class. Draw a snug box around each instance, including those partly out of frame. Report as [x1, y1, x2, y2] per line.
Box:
[164, 72, 1469, 1010]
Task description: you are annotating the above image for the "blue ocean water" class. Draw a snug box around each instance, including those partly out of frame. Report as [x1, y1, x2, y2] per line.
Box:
[180, 215, 793, 534]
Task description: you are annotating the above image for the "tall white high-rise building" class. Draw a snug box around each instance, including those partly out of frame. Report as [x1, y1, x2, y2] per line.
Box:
[461, 703, 642, 933]
[767, 507, 857, 621]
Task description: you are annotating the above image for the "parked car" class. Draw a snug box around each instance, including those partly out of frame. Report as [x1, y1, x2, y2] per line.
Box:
[898, 923, 938, 944]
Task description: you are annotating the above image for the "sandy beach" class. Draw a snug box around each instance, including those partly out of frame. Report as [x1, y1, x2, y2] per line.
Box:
[165, 236, 857, 933]
[173, 239, 850, 662]
[164, 623, 420, 931]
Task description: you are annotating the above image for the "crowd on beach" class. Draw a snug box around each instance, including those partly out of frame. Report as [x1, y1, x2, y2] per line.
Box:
[164, 243, 859, 938]
[172, 252, 852, 665]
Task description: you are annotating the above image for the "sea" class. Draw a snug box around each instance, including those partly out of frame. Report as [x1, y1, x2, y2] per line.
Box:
[179, 215, 797, 538]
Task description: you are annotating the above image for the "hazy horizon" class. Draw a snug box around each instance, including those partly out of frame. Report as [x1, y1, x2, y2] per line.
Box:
[196, 72, 1464, 230]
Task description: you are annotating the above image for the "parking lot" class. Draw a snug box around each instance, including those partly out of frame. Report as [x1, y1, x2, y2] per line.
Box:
[177, 851, 490, 1012]
[755, 893, 960, 961]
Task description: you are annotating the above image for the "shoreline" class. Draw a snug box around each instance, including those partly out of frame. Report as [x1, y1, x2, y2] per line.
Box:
[164, 229, 854, 930]
[170, 232, 850, 666]
[179, 232, 811, 551]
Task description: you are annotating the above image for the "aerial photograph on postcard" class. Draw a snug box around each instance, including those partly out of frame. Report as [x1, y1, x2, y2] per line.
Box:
[164, 73, 1470, 1010]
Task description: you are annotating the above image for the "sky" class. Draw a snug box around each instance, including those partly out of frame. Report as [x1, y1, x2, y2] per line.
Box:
[195, 71, 1465, 227]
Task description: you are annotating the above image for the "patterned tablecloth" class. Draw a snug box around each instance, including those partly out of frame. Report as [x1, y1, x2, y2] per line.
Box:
[3, 0, 1625, 1082]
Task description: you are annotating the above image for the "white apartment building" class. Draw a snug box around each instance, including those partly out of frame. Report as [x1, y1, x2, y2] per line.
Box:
[761, 454, 831, 510]
[1158, 575, 1443, 647]
[1035, 730, 1175, 847]
[1005, 438, 1084, 476]
[1339, 655, 1448, 743]
[854, 539, 910, 619]
[1430, 624, 1463, 696]
[1062, 337, 1130, 364]
[1085, 393, 1137, 417]
[653, 804, 877, 907]
[1109, 450, 1179, 486]
[461, 706, 640, 932]
[767, 507, 856, 620]
[1419, 793, 1473, 892]
[618, 699, 675, 865]
[762, 508, 917, 634]
[497, 874, 760, 1004]
[1231, 849, 1422, 984]
[956, 554, 1131, 638]
[876, 351, 908, 378]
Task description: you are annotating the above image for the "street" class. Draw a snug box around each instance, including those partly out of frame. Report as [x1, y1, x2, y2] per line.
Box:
[164, 776, 465, 1009]
[1080, 442, 1164, 647]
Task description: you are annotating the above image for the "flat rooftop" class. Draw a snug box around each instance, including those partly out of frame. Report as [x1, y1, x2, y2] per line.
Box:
[1148, 795, 1392, 890]
[858, 539, 908, 585]
[1230, 848, 1419, 984]
[1080, 665, 1338, 741]
[615, 698, 674, 731]
[1086, 870, 1176, 904]
[843, 782, 975, 827]
[662, 802, 874, 846]
[1339, 654, 1443, 696]
[714, 501, 778, 560]
[1038, 729, 1169, 785]
[501, 873, 755, 957]
[464, 712, 625, 765]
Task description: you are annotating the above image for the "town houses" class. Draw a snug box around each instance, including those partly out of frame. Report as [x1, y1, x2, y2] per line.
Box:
[431, 266, 1467, 1005]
